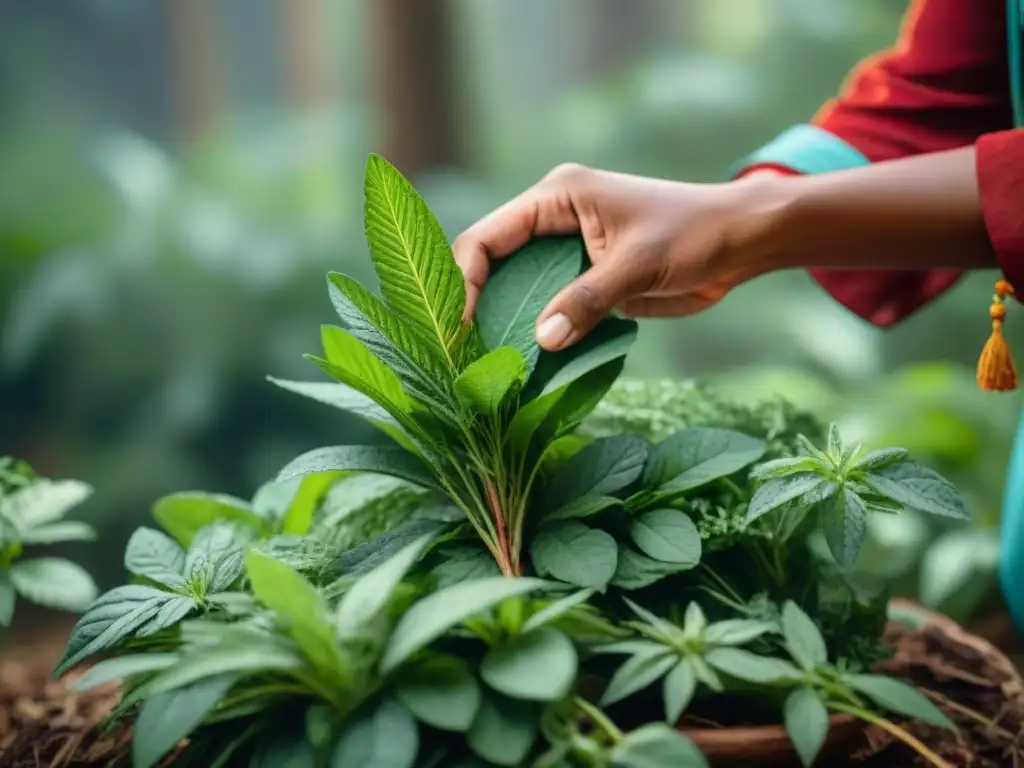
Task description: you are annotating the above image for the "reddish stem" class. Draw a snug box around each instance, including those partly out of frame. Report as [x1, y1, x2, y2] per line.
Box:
[485, 479, 519, 576]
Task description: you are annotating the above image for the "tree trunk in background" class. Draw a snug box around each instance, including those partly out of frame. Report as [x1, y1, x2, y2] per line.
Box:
[166, 0, 225, 141]
[366, 0, 463, 177]
[279, 0, 338, 112]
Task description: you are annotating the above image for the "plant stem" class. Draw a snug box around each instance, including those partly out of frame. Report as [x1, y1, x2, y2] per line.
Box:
[574, 696, 623, 744]
[829, 703, 955, 768]
[485, 478, 518, 576]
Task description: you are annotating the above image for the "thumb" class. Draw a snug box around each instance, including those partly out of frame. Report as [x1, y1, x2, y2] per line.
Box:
[535, 248, 660, 351]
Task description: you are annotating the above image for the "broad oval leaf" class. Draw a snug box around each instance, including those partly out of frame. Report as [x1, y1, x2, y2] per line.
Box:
[781, 601, 828, 671]
[454, 347, 526, 413]
[544, 494, 622, 523]
[395, 655, 481, 732]
[431, 546, 502, 588]
[124, 528, 187, 588]
[10, 558, 98, 613]
[277, 445, 439, 491]
[863, 461, 969, 520]
[853, 447, 909, 472]
[848, 674, 956, 730]
[530, 522, 618, 588]
[611, 546, 688, 590]
[630, 509, 702, 566]
[545, 434, 648, 510]
[784, 687, 829, 767]
[821, 488, 868, 568]
[331, 695, 419, 768]
[0, 479, 92, 529]
[480, 627, 577, 702]
[644, 427, 766, 492]
[610, 723, 709, 768]
[747, 474, 826, 523]
[476, 237, 582, 371]
[467, 693, 538, 767]
[530, 316, 638, 398]
[381, 577, 551, 673]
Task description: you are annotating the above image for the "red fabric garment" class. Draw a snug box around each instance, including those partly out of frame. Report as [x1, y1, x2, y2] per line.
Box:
[746, 0, 1023, 327]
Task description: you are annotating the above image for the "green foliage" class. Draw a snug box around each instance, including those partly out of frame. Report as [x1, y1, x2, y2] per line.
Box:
[0, 458, 98, 626]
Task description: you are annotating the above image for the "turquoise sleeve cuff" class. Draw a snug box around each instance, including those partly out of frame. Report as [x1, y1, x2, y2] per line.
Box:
[729, 123, 870, 177]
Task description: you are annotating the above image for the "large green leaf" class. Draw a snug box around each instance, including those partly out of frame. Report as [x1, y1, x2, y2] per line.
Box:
[747, 474, 826, 523]
[381, 577, 551, 673]
[364, 155, 465, 367]
[863, 461, 970, 520]
[395, 655, 482, 732]
[332, 696, 419, 768]
[784, 687, 829, 767]
[454, 347, 526, 413]
[611, 547, 690, 590]
[530, 522, 618, 588]
[544, 434, 648, 510]
[321, 324, 412, 409]
[281, 471, 346, 535]
[19, 520, 95, 545]
[630, 509, 702, 567]
[610, 723, 709, 768]
[152, 492, 264, 548]
[644, 427, 766, 491]
[10, 558, 98, 613]
[528, 317, 638, 398]
[185, 524, 247, 595]
[821, 488, 868, 568]
[663, 659, 697, 723]
[780, 601, 828, 671]
[848, 674, 956, 730]
[480, 627, 577, 702]
[124, 527, 187, 588]
[277, 445, 439, 491]
[475, 237, 582, 371]
[1, 479, 92, 529]
[467, 693, 538, 767]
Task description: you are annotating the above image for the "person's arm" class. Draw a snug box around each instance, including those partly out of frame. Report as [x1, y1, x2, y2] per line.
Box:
[733, 0, 1016, 327]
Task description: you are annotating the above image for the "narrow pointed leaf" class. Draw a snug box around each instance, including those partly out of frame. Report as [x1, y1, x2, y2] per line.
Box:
[821, 488, 868, 567]
[748, 474, 826, 523]
[644, 427, 766, 492]
[529, 317, 638, 397]
[848, 674, 956, 730]
[784, 687, 829, 767]
[454, 347, 525, 413]
[863, 462, 969, 520]
[545, 434, 648, 510]
[10, 558, 98, 612]
[663, 658, 697, 723]
[277, 445, 439, 490]
[781, 601, 828, 670]
[19, 521, 95, 544]
[1, 479, 92, 529]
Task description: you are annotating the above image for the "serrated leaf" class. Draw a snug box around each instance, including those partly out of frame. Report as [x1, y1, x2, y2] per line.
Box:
[124, 528, 187, 588]
[611, 547, 687, 590]
[430, 546, 502, 588]
[396, 655, 481, 732]
[281, 471, 345, 536]
[334, 518, 446, 578]
[321, 323, 412, 409]
[704, 647, 802, 683]
[332, 696, 420, 768]
[747, 474, 827, 523]
[454, 347, 525, 413]
[467, 693, 538, 767]
[476, 237, 582, 371]
[544, 494, 622, 522]
[826, 423, 842, 458]
[630, 509, 702, 566]
[19, 520, 95, 544]
[277, 445, 439, 491]
[644, 427, 766, 492]
[611, 723, 709, 768]
[1, 479, 92, 529]
[822, 488, 868, 567]
[545, 434, 648, 511]
[185, 524, 247, 595]
[781, 601, 828, 670]
[364, 154, 465, 370]
[10, 558, 97, 613]
[784, 687, 829, 767]
[72, 653, 178, 692]
[522, 588, 596, 634]
[152, 492, 264, 548]
[863, 462, 969, 520]
[749, 457, 826, 481]
[0, 572, 15, 626]
[481, 627, 577, 702]
[663, 658, 697, 723]
[848, 674, 956, 730]
[530, 316, 638, 397]
[854, 447, 909, 472]
[701, 619, 775, 647]
[601, 649, 677, 706]
[133, 674, 237, 768]
[530, 522, 618, 588]
[381, 577, 550, 673]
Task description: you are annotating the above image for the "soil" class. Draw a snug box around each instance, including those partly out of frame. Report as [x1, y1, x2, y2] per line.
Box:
[1, 604, 1021, 767]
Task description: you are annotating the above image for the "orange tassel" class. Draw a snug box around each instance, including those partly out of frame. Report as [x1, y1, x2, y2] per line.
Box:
[977, 279, 1018, 391]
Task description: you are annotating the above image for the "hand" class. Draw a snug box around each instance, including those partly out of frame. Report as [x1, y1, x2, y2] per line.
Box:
[453, 163, 783, 351]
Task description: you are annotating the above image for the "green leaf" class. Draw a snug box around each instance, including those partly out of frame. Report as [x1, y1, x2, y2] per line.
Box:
[0, 572, 14, 626]
[863, 462, 969, 520]
[481, 627, 577, 702]
[454, 347, 525, 413]
[530, 522, 618, 588]
[522, 588, 596, 634]
[335, 519, 447, 578]
[601, 649, 677, 706]
[476, 237, 582, 371]
[848, 674, 956, 730]
[268, 377, 419, 454]
[277, 445, 439, 491]
[467, 693, 538, 767]
[663, 658, 697, 724]
[72, 653, 178, 692]
[10, 558, 97, 612]
[630, 509, 702, 566]
[644, 427, 766, 492]
[321, 324, 413, 410]
[431, 547, 502, 588]
[611, 723, 709, 768]
[544, 494, 621, 522]
[395, 655, 481, 732]
[784, 687, 829, 767]
[704, 648, 802, 684]
[185, 524, 247, 595]
[336, 532, 434, 634]
[545, 434, 648, 511]
[531, 316, 638, 397]
[506, 387, 567, 455]
[781, 601, 828, 670]
[245, 551, 344, 681]
[0, 479, 92, 529]
[381, 577, 550, 673]
[132, 674, 237, 768]
[20, 521, 95, 544]
[280, 471, 346, 536]
[124, 528, 187, 588]
[747, 474, 827, 523]
[363, 154, 465, 370]
[152, 492, 263, 548]
[332, 695, 419, 768]
[821, 488, 868, 568]
[684, 603, 707, 637]
[749, 457, 826, 481]
[701, 619, 775, 647]
[853, 447, 908, 472]
[611, 547, 688, 590]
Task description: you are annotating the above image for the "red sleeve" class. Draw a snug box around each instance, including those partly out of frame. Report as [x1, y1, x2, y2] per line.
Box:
[761, 0, 1015, 327]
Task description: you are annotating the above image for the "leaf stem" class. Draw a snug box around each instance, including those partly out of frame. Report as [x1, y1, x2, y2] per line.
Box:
[829, 703, 955, 768]
[574, 696, 623, 744]
[485, 478, 518, 576]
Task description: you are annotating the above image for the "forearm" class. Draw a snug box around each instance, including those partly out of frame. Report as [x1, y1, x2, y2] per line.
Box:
[738, 146, 997, 275]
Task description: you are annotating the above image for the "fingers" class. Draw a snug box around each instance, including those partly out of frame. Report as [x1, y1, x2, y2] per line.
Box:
[453, 163, 594, 320]
[536, 246, 662, 350]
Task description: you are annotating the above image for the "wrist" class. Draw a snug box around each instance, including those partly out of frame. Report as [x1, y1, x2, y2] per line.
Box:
[718, 170, 802, 280]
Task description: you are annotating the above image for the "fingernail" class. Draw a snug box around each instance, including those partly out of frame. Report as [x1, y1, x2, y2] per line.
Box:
[537, 313, 573, 349]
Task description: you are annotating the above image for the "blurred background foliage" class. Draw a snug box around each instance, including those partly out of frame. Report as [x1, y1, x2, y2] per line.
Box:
[0, 0, 1019, 631]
